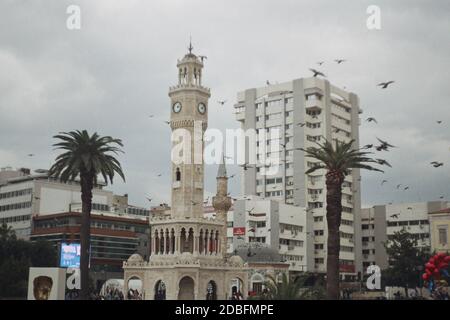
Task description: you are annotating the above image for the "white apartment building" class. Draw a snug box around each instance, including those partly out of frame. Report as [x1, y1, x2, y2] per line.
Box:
[229, 197, 314, 274]
[0, 167, 149, 239]
[234, 77, 362, 279]
[360, 201, 449, 271]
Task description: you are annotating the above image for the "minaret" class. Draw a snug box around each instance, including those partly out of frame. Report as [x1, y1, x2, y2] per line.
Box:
[212, 157, 232, 259]
[169, 41, 210, 219]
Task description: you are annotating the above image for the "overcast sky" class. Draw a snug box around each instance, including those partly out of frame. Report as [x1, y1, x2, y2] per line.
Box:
[1, 0, 449, 209]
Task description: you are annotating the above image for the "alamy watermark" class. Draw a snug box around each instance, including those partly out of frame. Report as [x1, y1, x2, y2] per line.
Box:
[171, 121, 281, 176]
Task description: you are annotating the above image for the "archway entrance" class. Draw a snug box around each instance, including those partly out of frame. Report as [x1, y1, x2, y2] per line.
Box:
[178, 276, 195, 300]
[206, 281, 217, 300]
[228, 277, 244, 300]
[154, 280, 166, 300]
[127, 276, 143, 300]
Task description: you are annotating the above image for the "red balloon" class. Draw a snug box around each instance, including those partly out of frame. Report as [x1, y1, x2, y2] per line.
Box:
[426, 269, 432, 276]
[437, 252, 446, 258]
[422, 273, 429, 281]
[426, 262, 435, 270]
[444, 256, 450, 263]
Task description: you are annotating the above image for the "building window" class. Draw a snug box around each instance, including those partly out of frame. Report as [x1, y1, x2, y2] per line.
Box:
[438, 226, 448, 245]
[176, 168, 181, 181]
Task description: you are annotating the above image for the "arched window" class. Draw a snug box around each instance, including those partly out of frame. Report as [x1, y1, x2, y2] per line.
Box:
[154, 280, 166, 300]
[176, 168, 181, 181]
[206, 281, 217, 300]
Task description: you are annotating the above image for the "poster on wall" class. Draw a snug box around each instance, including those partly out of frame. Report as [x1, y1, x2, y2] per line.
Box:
[27, 268, 66, 300]
[233, 227, 246, 236]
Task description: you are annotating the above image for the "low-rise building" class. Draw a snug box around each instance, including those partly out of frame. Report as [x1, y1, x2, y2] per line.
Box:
[360, 201, 449, 271]
[428, 208, 450, 254]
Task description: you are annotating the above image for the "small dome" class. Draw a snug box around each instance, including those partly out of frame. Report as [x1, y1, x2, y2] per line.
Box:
[228, 255, 244, 266]
[128, 253, 143, 262]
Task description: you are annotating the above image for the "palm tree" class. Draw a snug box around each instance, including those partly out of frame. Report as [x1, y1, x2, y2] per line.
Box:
[49, 130, 125, 300]
[259, 273, 325, 300]
[301, 139, 383, 299]
[261, 273, 304, 300]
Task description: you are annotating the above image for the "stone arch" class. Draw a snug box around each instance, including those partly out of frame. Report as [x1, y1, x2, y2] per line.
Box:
[159, 229, 164, 253]
[170, 228, 175, 254]
[126, 275, 143, 300]
[154, 280, 166, 300]
[250, 273, 265, 295]
[187, 228, 194, 253]
[178, 276, 195, 300]
[199, 229, 204, 254]
[165, 228, 170, 254]
[206, 280, 217, 300]
[229, 277, 244, 300]
[154, 229, 160, 254]
[176, 167, 181, 181]
[180, 228, 187, 253]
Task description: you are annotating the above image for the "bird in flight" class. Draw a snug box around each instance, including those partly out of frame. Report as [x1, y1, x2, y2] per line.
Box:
[309, 68, 326, 77]
[246, 207, 255, 214]
[198, 55, 207, 62]
[436, 120, 442, 124]
[381, 180, 388, 185]
[366, 117, 378, 124]
[376, 159, 392, 167]
[229, 174, 236, 179]
[190, 200, 198, 206]
[296, 122, 306, 127]
[28, 154, 35, 157]
[149, 115, 154, 118]
[407, 207, 413, 210]
[317, 61, 325, 66]
[377, 81, 395, 89]
[217, 100, 227, 106]
[164, 121, 170, 125]
[240, 163, 253, 171]
[404, 186, 410, 191]
[335, 59, 346, 64]
[396, 184, 402, 189]
[430, 161, 444, 168]
[362, 144, 373, 150]
[266, 80, 271, 85]
[157, 173, 162, 177]
[146, 197, 152, 202]
[390, 214, 399, 219]
[280, 143, 286, 149]
[439, 195, 444, 199]
[375, 138, 396, 151]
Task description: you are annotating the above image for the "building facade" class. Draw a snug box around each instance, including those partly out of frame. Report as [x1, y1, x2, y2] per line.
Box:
[123, 46, 248, 300]
[360, 201, 449, 271]
[428, 208, 450, 254]
[234, 78, 362, 279]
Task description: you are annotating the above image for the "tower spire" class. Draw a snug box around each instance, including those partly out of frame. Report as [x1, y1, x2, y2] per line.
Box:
[188, 36, 193, 54]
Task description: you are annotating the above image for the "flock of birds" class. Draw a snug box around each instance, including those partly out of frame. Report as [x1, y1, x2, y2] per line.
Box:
[138, 57, 449, 209]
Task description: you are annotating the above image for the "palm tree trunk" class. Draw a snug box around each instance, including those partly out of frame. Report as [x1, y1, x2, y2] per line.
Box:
[325, 171, 344, 300]
[79, 174, 93, 300]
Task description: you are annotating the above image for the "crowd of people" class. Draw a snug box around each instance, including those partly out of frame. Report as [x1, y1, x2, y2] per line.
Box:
[127, 288, 143, 300]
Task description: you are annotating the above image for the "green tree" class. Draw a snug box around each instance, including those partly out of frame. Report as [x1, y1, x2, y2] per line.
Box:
[383, 228, 430, 297]
[0, 224, 57, 299]
[301, 139, 383, 299]
[48, 130, 125, 300]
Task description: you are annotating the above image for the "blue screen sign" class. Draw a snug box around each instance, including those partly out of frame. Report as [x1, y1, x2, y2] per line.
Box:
[60, 243, 81, 268]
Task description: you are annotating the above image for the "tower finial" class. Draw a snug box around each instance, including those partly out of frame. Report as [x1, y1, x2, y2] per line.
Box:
[188, 36, 193, 54]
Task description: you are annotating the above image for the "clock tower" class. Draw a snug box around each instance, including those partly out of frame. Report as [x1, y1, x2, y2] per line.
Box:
[123, 44, 248, 301]
[169, 41, 210, 219]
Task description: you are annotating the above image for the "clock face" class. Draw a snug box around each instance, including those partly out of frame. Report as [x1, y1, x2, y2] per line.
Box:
[197, 102, 206, 114]
[173, 102, 182, 113]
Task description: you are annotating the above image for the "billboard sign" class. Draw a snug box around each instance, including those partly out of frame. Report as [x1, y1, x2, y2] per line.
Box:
[59, 243, 81, 268]
[233, 227, 246, 236]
